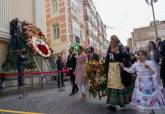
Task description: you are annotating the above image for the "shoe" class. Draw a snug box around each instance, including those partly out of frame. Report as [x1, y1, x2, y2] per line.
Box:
[75, 90, 79, 93]
[106, 105, 117, 112]
[149, 110, 155, 114]
[80, 94, 87, 101]
[80, 96, 87, 101]
[18, 95, 24, 99]
[69, 93, 75, 96]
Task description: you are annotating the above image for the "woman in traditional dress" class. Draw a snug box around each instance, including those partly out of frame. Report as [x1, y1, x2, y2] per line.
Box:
[105, 35, 133, 111]
[121, 50, 165, 114]
[74, 46, 88, 100]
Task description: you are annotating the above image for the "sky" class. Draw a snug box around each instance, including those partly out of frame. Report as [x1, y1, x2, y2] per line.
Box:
[94, 0, 165, 45]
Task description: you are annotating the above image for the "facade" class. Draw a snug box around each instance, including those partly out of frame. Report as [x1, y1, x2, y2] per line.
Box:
[96, 13, 107, 55]
[45, 0, 107, 57]
[0, 0, 107, 69]
[45, 0, 84, 58]
[0, 0, 46, 69]
[130, 20, 165, 52]
[83, 0, 107, 55]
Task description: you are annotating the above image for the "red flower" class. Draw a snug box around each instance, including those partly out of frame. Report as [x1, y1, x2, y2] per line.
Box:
[95, 61, 100, 66]
[37, 44, 48, 55]
[92, 66, 97, 72]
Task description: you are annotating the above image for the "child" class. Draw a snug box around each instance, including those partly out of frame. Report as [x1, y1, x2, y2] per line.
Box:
[121, 50, 165, 114]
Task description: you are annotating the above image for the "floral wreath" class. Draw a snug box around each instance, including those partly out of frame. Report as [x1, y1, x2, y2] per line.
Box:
[22, 22, 51, 57]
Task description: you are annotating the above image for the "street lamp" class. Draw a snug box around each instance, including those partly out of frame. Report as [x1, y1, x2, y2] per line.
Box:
[145, 0, 158, 39]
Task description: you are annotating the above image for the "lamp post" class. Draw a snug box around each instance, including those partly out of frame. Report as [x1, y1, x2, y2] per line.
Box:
[145, 0, 158, 39]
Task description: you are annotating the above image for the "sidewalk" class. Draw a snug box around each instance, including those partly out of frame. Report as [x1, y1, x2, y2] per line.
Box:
[0, 85, 165, 114]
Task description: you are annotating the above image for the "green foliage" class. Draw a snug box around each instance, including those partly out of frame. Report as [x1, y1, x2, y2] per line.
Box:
[2, 50, 17, 71]
[2, 33, 36, 71]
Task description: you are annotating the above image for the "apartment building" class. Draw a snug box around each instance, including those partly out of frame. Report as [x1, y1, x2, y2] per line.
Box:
[45, 0, 107, 57]
[96, 13, 107, 55]
[130, 20, 165, 52]
[45, 0, 84, 58]
[83, 0, 107, 55]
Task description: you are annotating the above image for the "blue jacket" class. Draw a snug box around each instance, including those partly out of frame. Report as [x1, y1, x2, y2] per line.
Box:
[17, 54, 27, 67]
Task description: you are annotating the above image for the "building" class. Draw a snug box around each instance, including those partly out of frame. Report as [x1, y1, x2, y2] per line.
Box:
[45, 0, 107, 57]
[96, 12, 107, 55]
[130, 20, 165, 52]
[83, 0, 107, 55]
[0, 0, 46, 69]
[45, 0, 85, 58]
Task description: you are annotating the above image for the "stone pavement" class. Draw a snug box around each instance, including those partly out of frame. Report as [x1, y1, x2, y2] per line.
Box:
[0, 85, 165, 114]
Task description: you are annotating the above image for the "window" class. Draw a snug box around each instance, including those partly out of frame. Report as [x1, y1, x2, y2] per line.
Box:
[70, 0, 82, 16]
[72, 19, 81, 38]
[53, 24, 60, 39]
[52, 0, 59, 14]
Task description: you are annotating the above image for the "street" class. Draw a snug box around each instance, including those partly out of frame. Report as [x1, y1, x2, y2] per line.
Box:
[0, 84, 165, 114]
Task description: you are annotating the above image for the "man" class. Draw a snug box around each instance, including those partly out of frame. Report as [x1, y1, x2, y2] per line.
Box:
[156, 38, 165, 88]
[56, 55, 65, 88]
[88, 47, 99, 61]
[17, 48, 28, 99]
[66, 47, 78, 95]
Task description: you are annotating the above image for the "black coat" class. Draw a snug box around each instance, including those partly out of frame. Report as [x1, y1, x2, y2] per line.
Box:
[16, 54, 28, 67]
[89, 53, 99, 61]
[159, 40, 165, 57]
[66, 54, 76, 72]
[104, 45, 132, 87]
[56, 59, 64, 70]
[158, 40, 165, 80]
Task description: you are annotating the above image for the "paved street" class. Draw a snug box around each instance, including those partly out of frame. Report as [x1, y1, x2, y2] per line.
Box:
[0, 85, 165, 114]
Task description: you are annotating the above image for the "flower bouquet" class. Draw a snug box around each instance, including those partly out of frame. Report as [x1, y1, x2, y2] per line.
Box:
[86, 59, 107, 100]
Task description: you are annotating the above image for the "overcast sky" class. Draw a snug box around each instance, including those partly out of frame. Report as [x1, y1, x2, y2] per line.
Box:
[94, 0, 165, 45]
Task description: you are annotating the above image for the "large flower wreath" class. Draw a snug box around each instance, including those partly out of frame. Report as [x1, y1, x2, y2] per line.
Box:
[22, 22, 51, 58]
[86, 59, 107, 100]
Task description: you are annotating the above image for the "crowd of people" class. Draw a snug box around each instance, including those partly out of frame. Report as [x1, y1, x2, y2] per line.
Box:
[55, 35, 165, 114]
[5, 34, 165, 113]
[104, 35, 165, 114]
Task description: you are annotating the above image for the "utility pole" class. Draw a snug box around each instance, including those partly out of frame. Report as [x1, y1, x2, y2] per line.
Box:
[145, 0, 159, 39]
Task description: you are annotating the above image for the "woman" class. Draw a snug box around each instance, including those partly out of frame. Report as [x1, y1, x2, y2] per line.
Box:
[105, 35, 132, 110]
[121, 50, 165, 114]
[74, 46, 88, 100]
[148, 41, 160, 79]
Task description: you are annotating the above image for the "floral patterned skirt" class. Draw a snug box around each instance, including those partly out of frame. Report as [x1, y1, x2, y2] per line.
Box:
[131, 76, 165, 110]
[106, 87, 133, 107]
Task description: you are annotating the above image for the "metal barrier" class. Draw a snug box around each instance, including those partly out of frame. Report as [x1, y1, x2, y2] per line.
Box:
[0, 69, 69, 96]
